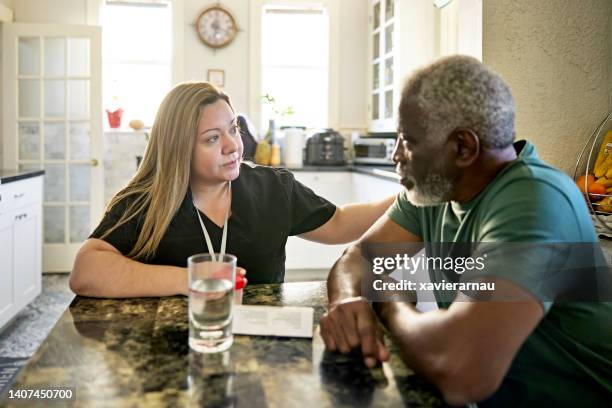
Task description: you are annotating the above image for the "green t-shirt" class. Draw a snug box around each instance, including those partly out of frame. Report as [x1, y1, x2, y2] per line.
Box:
[387, 140, 612, 406]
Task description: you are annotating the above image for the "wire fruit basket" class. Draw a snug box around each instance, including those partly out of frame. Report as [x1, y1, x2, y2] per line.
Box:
[573, 111, 612, 233]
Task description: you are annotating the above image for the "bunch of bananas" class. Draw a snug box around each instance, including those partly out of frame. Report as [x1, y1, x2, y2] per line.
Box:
[596, 196, 612, 213]
[578, 131, 612, 213]
[254, 121, 281, 167]
[254, 140, 281, 166]
[594, 131, 612, 180]
[254, 140, 271, 165]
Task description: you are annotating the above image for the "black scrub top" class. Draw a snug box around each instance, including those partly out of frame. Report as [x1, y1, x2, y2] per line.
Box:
[90, 163, 337, 284]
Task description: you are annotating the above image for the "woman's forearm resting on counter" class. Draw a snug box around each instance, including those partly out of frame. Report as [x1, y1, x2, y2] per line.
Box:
[70, 238, 188, 298]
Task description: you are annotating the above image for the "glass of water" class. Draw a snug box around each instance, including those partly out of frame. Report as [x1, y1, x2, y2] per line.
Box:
[188, 253, 236, 353]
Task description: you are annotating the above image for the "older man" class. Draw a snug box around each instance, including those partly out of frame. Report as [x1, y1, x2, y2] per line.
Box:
[320, 56, 611, 406]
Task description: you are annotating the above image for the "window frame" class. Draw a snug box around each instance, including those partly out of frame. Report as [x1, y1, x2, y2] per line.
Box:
[249, 0, 340, 133]
[101, 0, 173, 125]
[89, 0, 183, 126]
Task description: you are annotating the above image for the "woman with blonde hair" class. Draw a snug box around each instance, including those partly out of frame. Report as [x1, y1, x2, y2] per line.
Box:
[70, 82, 395, 298]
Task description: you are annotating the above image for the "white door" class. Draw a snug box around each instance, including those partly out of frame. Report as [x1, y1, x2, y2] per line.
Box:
[2, 22, 103, 272]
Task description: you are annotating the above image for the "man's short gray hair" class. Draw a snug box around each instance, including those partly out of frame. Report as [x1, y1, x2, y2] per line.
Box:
[399, 55, 515, 149]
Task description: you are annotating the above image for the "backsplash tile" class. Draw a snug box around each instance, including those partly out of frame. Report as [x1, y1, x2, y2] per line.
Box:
[103, 131, 148, 205]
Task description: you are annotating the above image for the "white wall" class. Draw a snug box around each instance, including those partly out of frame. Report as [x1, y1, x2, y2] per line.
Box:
[181, 0, 250, 114]
[0, 0, 13, 9]
[338, 0, 368, 130]
[483, 0, 611, 174]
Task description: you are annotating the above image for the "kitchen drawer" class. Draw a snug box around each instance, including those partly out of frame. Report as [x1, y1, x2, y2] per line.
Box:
[2, 176, 43, 211]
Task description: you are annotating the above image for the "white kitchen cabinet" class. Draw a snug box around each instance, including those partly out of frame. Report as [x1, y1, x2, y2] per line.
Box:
[285, 171, 403, 272]
[368, 0, 438, 132]
[286, 172, 353, 270]
[0, 213, 14, 320]
[438, 0, 482, 60]
[0, 175, 43, 331]
[12, 203, 41, 301]
[351, 172, 403, 202]
[291, 172, 353, 207]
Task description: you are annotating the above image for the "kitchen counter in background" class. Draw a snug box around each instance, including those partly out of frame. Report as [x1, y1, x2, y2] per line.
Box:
[0, 169, 45, 185]
[286, 164, 400, 182]
[3, 282, 444, 407]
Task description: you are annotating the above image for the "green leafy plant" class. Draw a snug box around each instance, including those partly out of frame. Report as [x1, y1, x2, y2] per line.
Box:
[262, 94, 295, 118]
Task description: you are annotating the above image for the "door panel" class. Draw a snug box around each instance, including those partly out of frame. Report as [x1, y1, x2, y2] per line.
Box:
[2, 22, 103, 272]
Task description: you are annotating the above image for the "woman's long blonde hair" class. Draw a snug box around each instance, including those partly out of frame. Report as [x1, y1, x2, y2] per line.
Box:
[100, 82, 233, 260]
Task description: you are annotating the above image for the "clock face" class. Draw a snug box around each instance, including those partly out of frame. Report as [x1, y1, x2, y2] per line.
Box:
[196, 6, 238, 49]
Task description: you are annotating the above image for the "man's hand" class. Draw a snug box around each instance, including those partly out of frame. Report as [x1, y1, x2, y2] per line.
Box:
[321, 216, 420, 368]
[319, 298, 390, 368]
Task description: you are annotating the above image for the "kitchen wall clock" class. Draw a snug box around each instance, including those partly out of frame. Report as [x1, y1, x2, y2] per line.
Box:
[196, 5, 238, 49]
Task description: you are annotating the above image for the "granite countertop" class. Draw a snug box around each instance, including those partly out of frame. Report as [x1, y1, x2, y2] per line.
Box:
[3, 282, 444, 407]
[0, 169, 45, 185]
[286, 164, 400, 182]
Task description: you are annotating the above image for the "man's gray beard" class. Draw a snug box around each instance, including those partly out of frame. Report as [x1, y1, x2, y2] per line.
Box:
[405, 172, 454, 207]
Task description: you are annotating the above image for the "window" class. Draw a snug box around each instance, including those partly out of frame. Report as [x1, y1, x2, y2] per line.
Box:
[102, 0, 172, 127]
[260, 5, 329, 129]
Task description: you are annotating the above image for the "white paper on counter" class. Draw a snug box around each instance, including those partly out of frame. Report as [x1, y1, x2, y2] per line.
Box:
[232, 305, 314, 338]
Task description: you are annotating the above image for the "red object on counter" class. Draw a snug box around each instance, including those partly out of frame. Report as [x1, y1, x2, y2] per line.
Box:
[106, 108, 124, 128]
[235, 274, 247, 290]
[234, 273, 247, 305]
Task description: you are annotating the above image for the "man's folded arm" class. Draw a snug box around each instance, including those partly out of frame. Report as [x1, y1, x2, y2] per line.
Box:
[377, 278, 544, 406]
